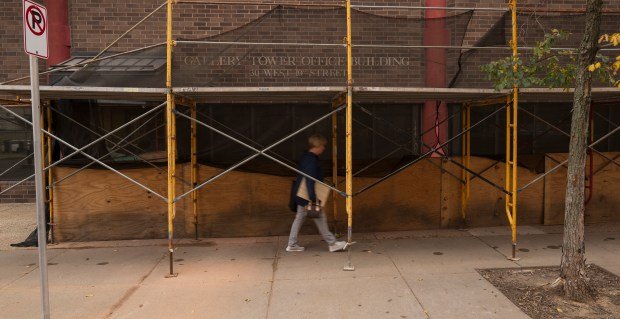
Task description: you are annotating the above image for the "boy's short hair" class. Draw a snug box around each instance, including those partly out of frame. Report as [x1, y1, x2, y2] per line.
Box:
[308, 134, 327, 148]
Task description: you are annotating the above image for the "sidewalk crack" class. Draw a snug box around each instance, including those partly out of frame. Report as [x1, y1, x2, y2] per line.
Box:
[264, 236, 281, 319]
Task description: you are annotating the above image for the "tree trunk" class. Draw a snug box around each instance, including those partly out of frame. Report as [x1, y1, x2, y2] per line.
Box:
[560, 0, 603, 302]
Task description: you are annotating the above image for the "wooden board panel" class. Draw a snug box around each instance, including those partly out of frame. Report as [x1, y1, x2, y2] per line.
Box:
[440, 158, 466, 228]
[544, 152, 620, 225]
[189, 159, 443, 238]
[350, 159, 442, 232]
[51, 155, 573, 242]
[52, 165, 187, 242]
[439, 157, 544, 228]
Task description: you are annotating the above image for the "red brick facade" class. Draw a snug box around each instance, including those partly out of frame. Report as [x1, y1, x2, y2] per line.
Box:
[2, 0, 620, 85]
[0, 181, 35, 203]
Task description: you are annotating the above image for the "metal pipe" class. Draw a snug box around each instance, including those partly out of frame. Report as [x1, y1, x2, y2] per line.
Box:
[191, 103, 199, 240]
[350, 5, 508, 11]
[176, 0, 343, 7]
[0, 153, 33, 179]
[47, 110, 164, 188]
[90, 2, 167, 62]
[520, 124, 620, 192]
[194, 109, 296, 167]
[344, 0, 355, 272]
[46, 104, 54, 244]
[461, 103, 471, 220]
[0, 175, 34, 197]
[40, 106, 47, 203]
[357, 103, 462, 149]
[353, 104, 465, 183]
[3, 103, 164, 175]
[331, 98, 340, 233]
[507, 0, 519, 260]
[165, 0, 177, 278]
[350, 117, 466, 184]
[353, 44, 620, 51]
[29, 55, 50, 319]
[505, 95, 514, 241]
[335, 119, 463, 184]
[0, 104, 168, 201]
[469, 160, 501, 183]
[593, 153, 620, 175]
[519, 8, 620, 13]
[519, 107, 620, 168]
[173, 105, 347, 201]
[353, 103, 460, 147]
[0, 42, 166, 85]
[47, 105, 189, 183]
[175, 40, 345, 47]
[46, 128, 169, 201]
[355, 104, 507, 196]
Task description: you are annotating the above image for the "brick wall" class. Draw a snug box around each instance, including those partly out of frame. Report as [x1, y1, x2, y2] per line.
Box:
[0, 181, 35, 203]
[0, 0, 29, 84]
[2, 0, 620, 86]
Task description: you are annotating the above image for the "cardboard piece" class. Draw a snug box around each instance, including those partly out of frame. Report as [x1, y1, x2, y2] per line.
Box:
[296, 178, 331, 206]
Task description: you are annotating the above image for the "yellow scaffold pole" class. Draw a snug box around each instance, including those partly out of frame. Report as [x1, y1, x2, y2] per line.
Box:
[461, 103, 470, 221]
[343, 0, 355, 271]
[191, 101, 198, 240]
[39, 104, 48, 242]
[506, 0, 519, 261]
[166, 0, 178, 277]
[331, 98, 340, 233]
[46, 104, 54, 244]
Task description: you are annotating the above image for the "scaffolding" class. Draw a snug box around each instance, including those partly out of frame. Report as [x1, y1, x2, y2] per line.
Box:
[0, 0, 620, 282]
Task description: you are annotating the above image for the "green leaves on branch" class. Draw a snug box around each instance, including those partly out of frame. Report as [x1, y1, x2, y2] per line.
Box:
[482, 29, 620, 90]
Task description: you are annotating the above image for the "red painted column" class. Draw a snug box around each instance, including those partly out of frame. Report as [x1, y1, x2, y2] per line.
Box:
[422, 0, 449, 156]
[45, 0, 71, 68]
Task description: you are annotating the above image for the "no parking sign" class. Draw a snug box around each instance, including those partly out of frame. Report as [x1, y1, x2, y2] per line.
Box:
[23, 0, 48, 59]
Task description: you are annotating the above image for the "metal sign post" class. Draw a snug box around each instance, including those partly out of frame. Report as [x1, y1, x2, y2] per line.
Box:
[23, 0, 50, 318]
[30, 54, 50, 319]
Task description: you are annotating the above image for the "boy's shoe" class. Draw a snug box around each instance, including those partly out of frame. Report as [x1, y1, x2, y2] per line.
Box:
[329, 241, 347, 252]
[286, 245, 305, 252]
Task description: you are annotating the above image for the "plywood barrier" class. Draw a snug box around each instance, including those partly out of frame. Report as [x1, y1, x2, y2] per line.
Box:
[51, 154, 618, 241]
[52, 165, 187, 242]
[438, 156, 544, 228]
[544, 152, 620, 225]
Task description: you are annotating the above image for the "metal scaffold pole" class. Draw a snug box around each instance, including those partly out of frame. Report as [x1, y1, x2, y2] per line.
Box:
[191, 102, 199, 240]
[166, 0, 178, 277]
[30, 55, 51, 318]
[331, 97, 342, 233]
[461, 103, 471, 221]
[343, 0, 355, 272]
[505, 0, 519, 261]
[46, 104, 54, 244]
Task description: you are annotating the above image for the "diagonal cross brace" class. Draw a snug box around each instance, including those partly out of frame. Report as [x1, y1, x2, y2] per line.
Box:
[49, 105, 192, 187]
[0, 103, 168, 202]
[351, 117, 466, 184]
[344, 102, 463, 178]
[354, 104, 510, 194]
[518, 121, 620, 192]
[520, 108, 620, 169]
[173, 104, 348, 203]
[355, 104, 509, 196]
[0, 153, 34, 179]
[47, 110, 166, 189]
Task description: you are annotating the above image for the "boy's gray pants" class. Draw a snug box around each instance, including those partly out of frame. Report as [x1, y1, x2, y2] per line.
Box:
[288, 205, 336, 247]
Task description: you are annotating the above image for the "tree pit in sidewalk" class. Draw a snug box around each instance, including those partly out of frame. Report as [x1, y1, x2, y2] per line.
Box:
[478, 265, 620, 319]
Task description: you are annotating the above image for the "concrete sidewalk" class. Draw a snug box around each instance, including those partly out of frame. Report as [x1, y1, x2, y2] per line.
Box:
[0, 224, 618, 319]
